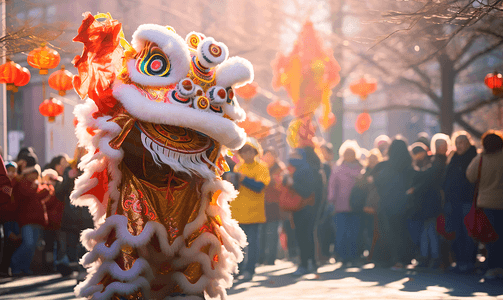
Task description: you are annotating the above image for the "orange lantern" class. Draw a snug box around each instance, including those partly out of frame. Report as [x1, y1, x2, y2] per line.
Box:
[355, 112, 372, 134]
[238, 115, 261, 135]
[319, 112, 336, 131]
[27, 43, 60, 75]
[49, 66, 74, 96]
[39, 98, 64, 122]
[350, 76, 377, 100]
[0, 60, 31, 109]
[235, 82, 258, 100]
[485, 71, 503, 95]
[267, 100, 291, 122]
[0, 60, 31, 92]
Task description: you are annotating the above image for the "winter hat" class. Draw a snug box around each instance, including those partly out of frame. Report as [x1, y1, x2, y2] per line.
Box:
[42, 169, 63, 182]
[5, 161, 17, 170]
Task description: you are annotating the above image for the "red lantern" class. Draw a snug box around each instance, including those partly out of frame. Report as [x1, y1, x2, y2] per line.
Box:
[267, 100, 291, 122]
[319, 112, 336, 131]
[27, 43, 60, 75]
[484, 71, 503, 95]
[0, 60, 31, 109]
[49, 65, 74, 96]
[235, 82, 258, 100]
[0, 60, 31, 92]
[350, 76, 377, 100]
[355, 112, 372, 134]
[39, 98, 64, 122]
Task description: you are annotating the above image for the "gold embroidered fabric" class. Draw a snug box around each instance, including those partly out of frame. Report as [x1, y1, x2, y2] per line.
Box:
[101, 120, 226, 298]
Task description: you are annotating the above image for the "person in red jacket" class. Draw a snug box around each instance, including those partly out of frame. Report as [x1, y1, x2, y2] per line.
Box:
[0, 156, 15, 276]
[10, 159, 57, 275]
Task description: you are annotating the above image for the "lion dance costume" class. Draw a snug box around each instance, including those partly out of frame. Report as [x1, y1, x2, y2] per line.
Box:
[71, 13, 251, 300]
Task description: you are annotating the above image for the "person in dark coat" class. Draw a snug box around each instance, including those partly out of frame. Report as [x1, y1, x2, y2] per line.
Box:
[371, 138, 416, 270]
[443, 131, 478, 273]
[287, 146, 324, 276]
[409, 134, 449, 269]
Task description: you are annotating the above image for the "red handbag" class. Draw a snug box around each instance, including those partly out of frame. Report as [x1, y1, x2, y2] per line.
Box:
[464, 156, 499, 244]
[278, 184, 314, 212]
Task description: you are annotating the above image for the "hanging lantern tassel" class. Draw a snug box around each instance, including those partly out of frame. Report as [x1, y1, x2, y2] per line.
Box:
[50, 126, 54, 149]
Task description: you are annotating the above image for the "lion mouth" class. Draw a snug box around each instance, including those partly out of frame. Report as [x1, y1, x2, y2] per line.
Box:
[138, 122, 219, 178]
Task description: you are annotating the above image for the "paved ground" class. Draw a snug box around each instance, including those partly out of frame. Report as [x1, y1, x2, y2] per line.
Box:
[0, 260, 502, 299]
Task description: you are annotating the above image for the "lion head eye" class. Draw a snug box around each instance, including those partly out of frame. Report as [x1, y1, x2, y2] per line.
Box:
[136, 42, 171, 77]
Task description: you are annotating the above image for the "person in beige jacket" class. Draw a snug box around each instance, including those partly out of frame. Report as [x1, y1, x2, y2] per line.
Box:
[466, 130, 503, 280]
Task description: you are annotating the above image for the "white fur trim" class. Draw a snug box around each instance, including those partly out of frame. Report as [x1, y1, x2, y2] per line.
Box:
[113, 83, 247, 150]
[215, 56, 254, 89]
[222, 100, 246, 123]
[129, 24, 191, 87]
[71, 100, 124, 225]
[75, 176, 245, 300]
[141, 132, 217, 179]
[196, 37, 229, 69]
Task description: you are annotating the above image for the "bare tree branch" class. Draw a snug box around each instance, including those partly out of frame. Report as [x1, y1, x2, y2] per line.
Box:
[455, 39, 503, 73]
[455, 95, 503, 116]
[399, 77, 441, 106]
[345, 104, 439, 115]
[453, 35, 478, 64]
[454, 114, 484, 138]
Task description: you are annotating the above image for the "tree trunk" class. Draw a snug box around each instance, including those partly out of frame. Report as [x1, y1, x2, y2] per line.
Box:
[439, 53, 455, 136]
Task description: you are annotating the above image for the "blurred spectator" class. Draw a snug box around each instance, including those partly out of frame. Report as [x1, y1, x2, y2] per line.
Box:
[374, 135, 391, 158]
[10, 157, 56, 275]
[328, 140, 363, 266]
[5, 161, 17, 181]
[15, 147, 37, 175]
[409, 134, 449, 269]
[372, 138, 415, 270]
[357, 148, 383, 259]
[317, 143, 336, 263]
[416, 132, 431, 154]
[259, 148, 286, 266]
[466, 130, 503, 280]
[231, 139, 270, 281]
[410, 142, 431, 171]
[0, 156, 16, 276]
[287, 146, 323, 276]
[443, 131, 477, 273]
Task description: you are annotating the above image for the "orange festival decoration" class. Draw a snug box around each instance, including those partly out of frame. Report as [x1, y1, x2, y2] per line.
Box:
[271, 20, 340, 123]
[355, 112, 372, 134]
[39, 98, 64, 122]
[350, 76, 377, 100]
[319, 112, 336, 131]
[237, 114, 261, 135]
[267, 99, 291, 122]
[27, 43, 61, 75]
[235, 82, 258, 100]
[0, 60, 31, 109]
[253, 120, 271, 140]
[48, 65, 74, 96]
[484, 71, 503, 95]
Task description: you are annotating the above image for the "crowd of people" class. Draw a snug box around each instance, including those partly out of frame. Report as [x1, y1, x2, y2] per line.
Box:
[0, 147, 92, 277]
[1, 128, 502, 285]
[228, 129, 503, 283]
